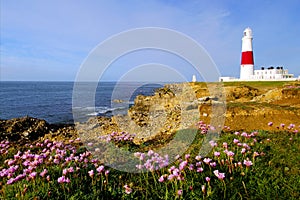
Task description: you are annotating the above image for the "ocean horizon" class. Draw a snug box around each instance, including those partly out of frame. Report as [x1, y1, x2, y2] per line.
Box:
[0, 81, 166, 124]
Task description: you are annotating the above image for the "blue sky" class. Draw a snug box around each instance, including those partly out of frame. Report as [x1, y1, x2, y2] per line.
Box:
[1, 0, 300, 81]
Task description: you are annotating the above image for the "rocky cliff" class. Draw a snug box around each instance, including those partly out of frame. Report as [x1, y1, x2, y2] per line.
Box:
[1, 82, 299, 145]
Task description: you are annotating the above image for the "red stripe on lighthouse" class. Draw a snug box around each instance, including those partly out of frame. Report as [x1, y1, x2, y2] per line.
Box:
[241, 51, 254, 65]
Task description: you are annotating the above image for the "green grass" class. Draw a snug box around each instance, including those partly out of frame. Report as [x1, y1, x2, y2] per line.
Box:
[1, 124, 299, 199]
[222, 81, 291, 88]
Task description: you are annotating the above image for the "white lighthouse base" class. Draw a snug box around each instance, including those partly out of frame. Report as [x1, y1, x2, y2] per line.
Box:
[240, 64, 254, 80]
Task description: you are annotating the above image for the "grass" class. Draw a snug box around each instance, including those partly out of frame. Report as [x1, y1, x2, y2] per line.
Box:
[0, 121, 299, 199]
[222, 81, 292, 88]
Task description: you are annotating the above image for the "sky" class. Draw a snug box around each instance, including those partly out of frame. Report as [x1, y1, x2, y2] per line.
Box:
[1, 0, 300, 81]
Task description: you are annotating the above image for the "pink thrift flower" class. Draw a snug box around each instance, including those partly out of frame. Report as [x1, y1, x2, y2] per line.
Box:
[213, 170, 225, 180]
[223, 142, 228, 149]
[40, 169, 48, 177]
[241, 132, 248, 137]
[253, 152, 259, 158]
[88, 170, 94, 178]
[205, 177, 211, 182]
[268, 122, 273, 126]
[158, 175, 165, 182]
[185, 154, 190, 160]
[233, 139, 239, 144]
[243, 160, 253, 167]
[195, 155, 202, 161]
[203, 158, 212, 164]
[226, 151, 235, 157]
[197, 167, 204, 173]
[147, 150, 154, 156]
[210, 162, 217, 167]
[177, 189, 183, 196]
[63, 169, 68, 175]
[179, 160, 188, 171]
[241, 148, 246, 154]
[57, 176, 65, 183]
[124, 184, 132, 194]
[214, 151, 220, 157]
[68, 167, 74, 173]
[209, 140, 217, 147]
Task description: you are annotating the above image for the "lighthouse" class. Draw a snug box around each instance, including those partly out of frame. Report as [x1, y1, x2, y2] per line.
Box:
[240, 27, 254, 80]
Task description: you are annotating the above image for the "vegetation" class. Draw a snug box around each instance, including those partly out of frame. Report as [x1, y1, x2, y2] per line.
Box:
[1, 121, 299, 199]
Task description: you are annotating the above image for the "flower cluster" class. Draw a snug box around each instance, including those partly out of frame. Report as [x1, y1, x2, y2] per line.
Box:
[268, 122, 299, 133]
[134, 150, 169, 171]
[0, 138, 109, 186]
[99, 131, 136, 143]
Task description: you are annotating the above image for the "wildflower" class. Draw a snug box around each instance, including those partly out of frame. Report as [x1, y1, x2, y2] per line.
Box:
[88, 170, 94, 178]
[53, 158, 60, 164]
[124, 184, 132, 194]
[214, 151, 220, 157]
[233, 139, 239, 144]
[210, 162, 217, 167]
[68, 167, 74, 173]
[223, 142, 228, 149]
[40, 169, 48, 177]
[63, 168, 68, 175]
[241, 148, 246, 154]
[195, 155, 202, 161]
[226, 151, 235, 157]
[253, 152, 259, 158]
[234, 131, 240, 135]
[209, 140, 217, 147]
[57, 176, 69, 183]
[185, 154, 190, 160]
[213, 170, 225, 180]
[168, 174, 175, 180]
[158, 175, 165, 182]
[205, 177, 211, 182]
[268, 122, 273, 126]
[197, 167, 204, 173]
[243, 160, 253, 167]
[203, 158, 212, 164]
[7, 178, 15, 185]
[179, 160, 188, 171]
[177, 189, 183, 196]
[46, 175, 50, 181]
[148, 150, 154, 156]
[29, 172, 37, 179]
[57, 176, 64, 183]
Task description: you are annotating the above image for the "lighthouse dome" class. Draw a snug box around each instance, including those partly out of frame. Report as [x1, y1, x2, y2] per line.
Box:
[243, 27, 252, 38]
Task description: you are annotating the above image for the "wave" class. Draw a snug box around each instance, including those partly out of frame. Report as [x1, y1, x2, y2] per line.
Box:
[73, 106, 128, 117]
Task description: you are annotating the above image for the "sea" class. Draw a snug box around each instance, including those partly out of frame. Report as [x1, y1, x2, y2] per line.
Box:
[0, 81, 164, 124]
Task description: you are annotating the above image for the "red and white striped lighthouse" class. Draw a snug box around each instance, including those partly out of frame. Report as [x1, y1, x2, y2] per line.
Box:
[240, 27, 254, 80]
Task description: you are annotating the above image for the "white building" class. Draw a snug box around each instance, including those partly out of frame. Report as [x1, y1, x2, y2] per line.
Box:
[219, 27, 296, 82]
